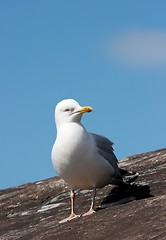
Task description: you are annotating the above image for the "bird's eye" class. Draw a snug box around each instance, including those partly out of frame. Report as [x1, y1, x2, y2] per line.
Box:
[65, 109, 71, 112]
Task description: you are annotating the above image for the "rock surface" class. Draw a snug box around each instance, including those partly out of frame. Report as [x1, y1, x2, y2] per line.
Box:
[0, 148, 166, 240]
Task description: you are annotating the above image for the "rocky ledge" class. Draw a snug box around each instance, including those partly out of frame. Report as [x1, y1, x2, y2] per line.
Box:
[0, 148, 166, 240]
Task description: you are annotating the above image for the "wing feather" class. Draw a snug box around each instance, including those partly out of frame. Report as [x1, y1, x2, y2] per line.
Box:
[90, 133, 121, 178]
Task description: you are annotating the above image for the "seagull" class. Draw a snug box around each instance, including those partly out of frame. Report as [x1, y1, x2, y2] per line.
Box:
[51, 99, 138, 223]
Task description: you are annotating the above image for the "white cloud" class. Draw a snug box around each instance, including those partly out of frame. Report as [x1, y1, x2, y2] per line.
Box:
[108, 29, 166, 67]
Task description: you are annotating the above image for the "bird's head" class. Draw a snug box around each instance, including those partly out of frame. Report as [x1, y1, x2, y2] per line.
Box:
[55, 99, 93, 126]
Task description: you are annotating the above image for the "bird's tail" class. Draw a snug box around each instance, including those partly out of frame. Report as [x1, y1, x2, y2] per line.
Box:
[120, 168, 139, 184]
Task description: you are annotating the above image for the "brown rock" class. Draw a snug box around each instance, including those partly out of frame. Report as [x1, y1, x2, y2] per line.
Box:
[0, 148, 166, 240]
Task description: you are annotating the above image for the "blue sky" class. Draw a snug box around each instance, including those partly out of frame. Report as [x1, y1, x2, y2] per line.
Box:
[0, 1, 166, 189]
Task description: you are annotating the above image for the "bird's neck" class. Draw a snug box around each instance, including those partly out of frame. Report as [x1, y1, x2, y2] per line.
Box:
[57, 122, 85, 135]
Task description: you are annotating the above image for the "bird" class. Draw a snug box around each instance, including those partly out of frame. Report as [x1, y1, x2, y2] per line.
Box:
[51, 99, 138, 223]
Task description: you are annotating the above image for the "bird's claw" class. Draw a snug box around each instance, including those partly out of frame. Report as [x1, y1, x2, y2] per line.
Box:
[59, 213, 81, 223]
[82, 209, 96, 217]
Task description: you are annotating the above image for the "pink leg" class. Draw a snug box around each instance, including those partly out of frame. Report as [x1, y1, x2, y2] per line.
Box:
[59, 189, 80, 223]
[83, 188, 96, 217]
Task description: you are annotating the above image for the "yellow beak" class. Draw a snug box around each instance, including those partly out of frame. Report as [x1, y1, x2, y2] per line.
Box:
[79, 106, 93, 114]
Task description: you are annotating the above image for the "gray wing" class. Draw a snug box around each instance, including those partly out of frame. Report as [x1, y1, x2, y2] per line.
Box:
[90, 133, 121, 178]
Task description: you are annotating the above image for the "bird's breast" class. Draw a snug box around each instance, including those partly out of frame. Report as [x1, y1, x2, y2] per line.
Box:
[52, 124, 90, 172]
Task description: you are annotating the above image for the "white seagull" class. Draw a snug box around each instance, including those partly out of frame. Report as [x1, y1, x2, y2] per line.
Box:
[51, 99, 138, 223]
